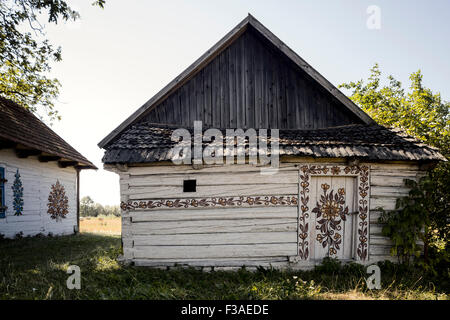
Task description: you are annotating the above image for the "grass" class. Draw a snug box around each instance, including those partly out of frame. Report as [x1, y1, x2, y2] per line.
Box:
[0, 233, 448, 300]
[79, 215, 121, 235]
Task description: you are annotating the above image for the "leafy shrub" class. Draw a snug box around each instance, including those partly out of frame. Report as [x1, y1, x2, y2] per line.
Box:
[379, 169, 449, 275]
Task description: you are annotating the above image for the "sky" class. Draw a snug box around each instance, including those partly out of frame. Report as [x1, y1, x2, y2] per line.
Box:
[39, 0, 450, 205]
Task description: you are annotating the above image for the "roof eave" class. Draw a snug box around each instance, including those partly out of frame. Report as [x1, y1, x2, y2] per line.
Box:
[0, 135, 97, 170]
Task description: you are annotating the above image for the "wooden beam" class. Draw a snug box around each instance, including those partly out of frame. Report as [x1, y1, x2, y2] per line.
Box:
[15, 149, 41, 158]
[74, 165, 92, 170]
[38, 155, 61, 162]
[75, 168, 80, 233]
[58, 161, 78, 168]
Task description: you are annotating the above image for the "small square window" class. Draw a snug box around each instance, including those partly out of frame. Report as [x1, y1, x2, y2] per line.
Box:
[183, 179, 196, 192]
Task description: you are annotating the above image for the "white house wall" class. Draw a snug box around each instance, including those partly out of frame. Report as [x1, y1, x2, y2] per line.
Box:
[115, 161, 426, 269]
[0, 149, 77, 238]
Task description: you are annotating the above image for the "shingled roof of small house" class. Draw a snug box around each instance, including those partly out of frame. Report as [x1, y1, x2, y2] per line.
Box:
[102, 123, 446, 164]
[0, 97, 97, 169]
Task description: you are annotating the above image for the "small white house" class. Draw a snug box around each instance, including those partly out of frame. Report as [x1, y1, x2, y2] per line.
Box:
[0, 97, 96, 238]
[98, 15, 445, 269]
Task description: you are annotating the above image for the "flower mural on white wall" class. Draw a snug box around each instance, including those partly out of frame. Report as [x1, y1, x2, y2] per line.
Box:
[11, 169, 24, 216]
[47, 180, 69, 221]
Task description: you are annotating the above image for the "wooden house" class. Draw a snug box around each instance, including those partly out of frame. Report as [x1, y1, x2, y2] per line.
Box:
[0, 97, 96, 238]
[98, 15, 445, 269]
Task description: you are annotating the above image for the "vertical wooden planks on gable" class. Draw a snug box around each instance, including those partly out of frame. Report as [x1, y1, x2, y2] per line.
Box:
[203, 64, 212, 127]
[223, 49, 230, 128]
[245, 32, 255, 129]
[212, 56, 221, 128]
[228, 43, 237, 128]
[195, 69, 203, 122]
[235, 37, 244, 129]
[138, 28, 366, 130]
[262, 44, 270, 129]
[254, 37, 262, 129]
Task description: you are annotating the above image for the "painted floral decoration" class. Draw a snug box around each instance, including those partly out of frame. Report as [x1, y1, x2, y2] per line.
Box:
[312, 183, 349, 256]
[47, 180, 69, 221]
[11, 169, 24, 216]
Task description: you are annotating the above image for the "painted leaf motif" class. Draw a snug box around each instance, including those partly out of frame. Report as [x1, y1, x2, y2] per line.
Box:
[313, 183, 350, 257]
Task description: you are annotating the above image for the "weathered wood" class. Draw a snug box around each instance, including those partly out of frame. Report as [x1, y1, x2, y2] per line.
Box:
[133, 243, 297, 259]
[116, 161, 428, 267]
[129, 206, 297, 222]
[122, 170, 298, 187]
[125, 183, 298, 200]
[140, 25, 364, 130]
[370, 197, 397, 211]
[371, 186, 410, 197]
[126, 163, 299, 176]
[133, 256, 289, 267]
[132, 218, 298, 235]
[133, 231, 296, 246]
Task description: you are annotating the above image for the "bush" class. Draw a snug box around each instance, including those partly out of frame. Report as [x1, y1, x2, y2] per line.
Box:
[379, 164, 449, 275]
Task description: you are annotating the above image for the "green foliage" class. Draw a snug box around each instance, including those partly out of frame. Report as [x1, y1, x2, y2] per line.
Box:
[0, 1, 104, 121]
[0, 234, 447, 299]
[378, 177, 431, 263]
[80, 196, 120, 217]
[339, 64, 450, 157]
[341, 64, 449, 270]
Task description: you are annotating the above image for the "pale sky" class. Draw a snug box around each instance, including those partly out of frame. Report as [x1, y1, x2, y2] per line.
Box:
[39, 0, 450, 205]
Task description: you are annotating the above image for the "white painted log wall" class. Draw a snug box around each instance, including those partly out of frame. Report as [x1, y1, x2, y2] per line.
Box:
[0, 149, 77, 238]
[120, 164, 299, 266]
[116, 161, 426, 267]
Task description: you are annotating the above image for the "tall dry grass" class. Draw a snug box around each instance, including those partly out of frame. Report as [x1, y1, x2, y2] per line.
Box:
[79, 216, 121, 235]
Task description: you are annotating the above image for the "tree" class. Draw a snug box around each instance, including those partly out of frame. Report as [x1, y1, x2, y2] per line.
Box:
[0, 0, 105, 121]
[340, 64, 449, 264]
[80, 195, 95, 217]
[340, 64, 449, 157]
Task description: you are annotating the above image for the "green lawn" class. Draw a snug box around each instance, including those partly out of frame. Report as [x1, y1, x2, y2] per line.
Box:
[0, 233, 448, 300]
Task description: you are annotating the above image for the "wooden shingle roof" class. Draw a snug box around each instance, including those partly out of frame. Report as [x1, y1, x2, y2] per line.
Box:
[0, 97, 96, 169]
[102, 123, 445, 164]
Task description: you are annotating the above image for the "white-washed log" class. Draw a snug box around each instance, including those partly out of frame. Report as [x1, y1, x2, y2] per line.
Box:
[129, 206, 297, 222]
[132, 231, 297, 246]
[123, 171, 298, 187]
[133, 243, 298, 259]
[125, 184, 298, 200]
[132, 218, 298, 235]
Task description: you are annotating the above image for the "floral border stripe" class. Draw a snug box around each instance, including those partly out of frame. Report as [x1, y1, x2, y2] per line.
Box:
[121, 195, 298, 211]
